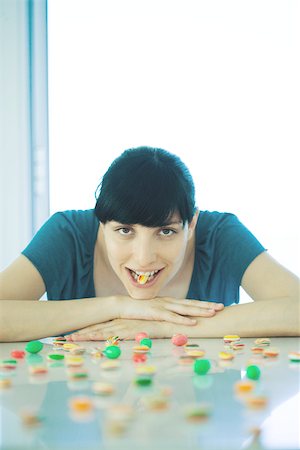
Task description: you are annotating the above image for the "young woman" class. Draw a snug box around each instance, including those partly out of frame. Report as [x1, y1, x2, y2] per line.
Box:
[0, 147, 299, 342]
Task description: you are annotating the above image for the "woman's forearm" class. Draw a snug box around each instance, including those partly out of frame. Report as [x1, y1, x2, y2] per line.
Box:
[163, 297, 300, 338]
[0, 297, 117, 342]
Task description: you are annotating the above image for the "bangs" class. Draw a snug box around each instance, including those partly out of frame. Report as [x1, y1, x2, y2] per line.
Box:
[95, 146, 195, 226]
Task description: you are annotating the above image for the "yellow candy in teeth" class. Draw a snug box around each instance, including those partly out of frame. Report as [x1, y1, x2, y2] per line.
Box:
[137, 274, 149, 285]
[132, 269, 159, 284]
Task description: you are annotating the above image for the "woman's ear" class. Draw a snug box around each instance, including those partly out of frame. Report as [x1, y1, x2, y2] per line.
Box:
[188, 209, 199, 239]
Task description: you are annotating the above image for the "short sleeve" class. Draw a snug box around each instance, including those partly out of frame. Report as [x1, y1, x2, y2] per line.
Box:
[188, 212, 266, 305]
[21, 210, 97, 300]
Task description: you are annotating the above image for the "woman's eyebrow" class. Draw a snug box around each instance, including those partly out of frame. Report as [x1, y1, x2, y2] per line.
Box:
[163, 221, 183, 226]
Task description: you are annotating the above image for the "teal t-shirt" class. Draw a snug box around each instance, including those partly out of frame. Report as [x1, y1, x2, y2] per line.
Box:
[21, 209, 265, 306]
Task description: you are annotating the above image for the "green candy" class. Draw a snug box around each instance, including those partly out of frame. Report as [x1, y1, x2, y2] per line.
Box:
[194, 359, 211, 375]
[140, 338, 152, 348]
[25, 340, 44, 354]
[246, 365, 261, 380]
[135, 376, 152, 386]
[104, 345, 121, 359]
[47, 353, 65, 360]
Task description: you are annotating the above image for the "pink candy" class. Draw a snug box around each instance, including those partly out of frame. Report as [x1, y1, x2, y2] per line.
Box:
[135, 332, 149, 343]
[171, 334, 188, 346]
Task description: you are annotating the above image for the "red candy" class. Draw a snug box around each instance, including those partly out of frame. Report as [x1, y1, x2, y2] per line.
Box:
[135, 332, 149, 343]
[132, 353, 147, 363]
[10, 350, 26, 359]
[171, 334, 188, 346]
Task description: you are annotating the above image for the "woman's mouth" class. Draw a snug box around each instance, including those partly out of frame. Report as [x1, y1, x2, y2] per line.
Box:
[126, 268, 163, 287]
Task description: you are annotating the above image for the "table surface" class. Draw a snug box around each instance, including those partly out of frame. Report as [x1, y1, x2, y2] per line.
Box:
[0, 337, 299, 450]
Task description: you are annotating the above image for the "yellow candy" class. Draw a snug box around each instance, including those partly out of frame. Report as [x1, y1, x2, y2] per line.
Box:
[136, 365, 157, 375]
[137, 274, 149, 285]
[63, 343, 80, 351]
[219, 351, 234, 360]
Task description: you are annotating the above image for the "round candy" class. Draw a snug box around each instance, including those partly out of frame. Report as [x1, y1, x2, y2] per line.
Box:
[92, 382, 115, 396]
[223, 335, 240, 344]
[234, 380, 255, 395]
[135, 332, 149, 343]
[183, 402, 212, 422]
[288, 351, 300, 362]
[104, 345, 121, 359]
[246, 365, 261, 380]
[194, 359, 211, 375]
[134, 376, 152, 386]
[25, 340, 44, 354]
[132, 353, 147, 363]
[69, 396, 93, 412]
[47, 353, 65, 361]
[219, 351, 234, 361]
[0, 378, 12, 389]
[11, 350, 26, 359]
[171, 334, 188, 346]
[140, 338, 152, 348]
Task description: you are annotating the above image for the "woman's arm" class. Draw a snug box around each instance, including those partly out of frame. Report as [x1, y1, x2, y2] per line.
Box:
[0, 255, 223, 342]
[67, 295, 299, 341]
[67, 252, 300, 340]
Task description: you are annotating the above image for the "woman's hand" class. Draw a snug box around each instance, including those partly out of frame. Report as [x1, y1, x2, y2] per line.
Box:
[116, 295, 224, 325]
[66, 319, 172, 341]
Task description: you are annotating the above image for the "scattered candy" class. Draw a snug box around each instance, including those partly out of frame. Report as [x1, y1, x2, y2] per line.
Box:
[254, 338, 270, 346]
[134, 376, 153, 387]
[234, 380, 255, 395]
[28, 365, 48, 375]
[185, 349, 205, 358]
[251, 347, 265, 354]
[178, 355, 194, 365]
[171, 334, 188, 346]
[246, 365, 261, 380]
[101, 360, 120, 370]
[132, 345, 151, 354]
[69, 396, 94, 413]
[194, 359, 211, 375]
[20, 409, 43, 427]
[25, 341, 43, 354]
[132, 353, 147, 363]
[0, 378, 12, 389]
[47, 353, 65, 361]
[65, 355, 84, 367]
[219, 351, 234, 360]
[223, 335, 240, 344]
[135, 365, 156, 375]
[184, 402, 212, 422]
[230, 343, 245, 351]
[104, 345, 121, 359]
[184, 343, 200, 349]
[263, 348, 279, 358]
[10, 350, 26, 359]
[288, 352, 300, 362]
[140, 338, 152, 348]
[244, 395, 268, 409]
[92, 382, 115, 396]
[135, 332, 149, 343]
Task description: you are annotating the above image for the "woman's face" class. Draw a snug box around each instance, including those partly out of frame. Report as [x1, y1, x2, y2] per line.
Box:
[100, 213, 197, 300]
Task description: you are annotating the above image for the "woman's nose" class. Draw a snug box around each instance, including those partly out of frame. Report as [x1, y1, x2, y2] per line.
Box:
[133, 238, 157, 267]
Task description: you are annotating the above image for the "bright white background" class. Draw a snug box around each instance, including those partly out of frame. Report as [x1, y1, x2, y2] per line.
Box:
[48, 0, 299, 278]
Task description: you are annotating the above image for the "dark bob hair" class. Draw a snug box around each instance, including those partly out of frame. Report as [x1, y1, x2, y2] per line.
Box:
[94, 146, 196, 227]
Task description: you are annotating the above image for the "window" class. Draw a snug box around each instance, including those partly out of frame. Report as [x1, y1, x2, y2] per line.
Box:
[48, 0, 299, 282]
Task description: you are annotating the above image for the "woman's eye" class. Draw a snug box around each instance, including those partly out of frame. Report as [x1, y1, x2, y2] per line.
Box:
[160, 228, 175, 236]
[118, 228, 132, 235]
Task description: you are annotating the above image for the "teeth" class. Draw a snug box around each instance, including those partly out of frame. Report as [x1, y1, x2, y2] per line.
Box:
[130, 269, 160, 284]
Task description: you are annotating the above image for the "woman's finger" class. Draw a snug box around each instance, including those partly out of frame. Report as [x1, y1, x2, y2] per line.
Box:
[165, 303, 217, 318]
[165, 298, 224, 310]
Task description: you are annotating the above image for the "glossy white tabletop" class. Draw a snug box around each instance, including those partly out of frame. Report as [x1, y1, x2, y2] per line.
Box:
[0, 337, 299, 450]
